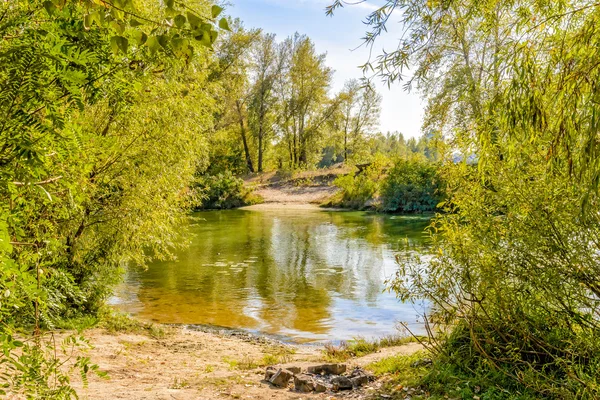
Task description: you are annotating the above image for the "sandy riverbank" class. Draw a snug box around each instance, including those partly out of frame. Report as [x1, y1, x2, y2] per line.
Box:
[69, 326, 422, 400]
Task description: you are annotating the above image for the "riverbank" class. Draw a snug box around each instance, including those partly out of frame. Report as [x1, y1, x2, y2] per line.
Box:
[68, 325, 423, 400]
[243, 166, 349, 207]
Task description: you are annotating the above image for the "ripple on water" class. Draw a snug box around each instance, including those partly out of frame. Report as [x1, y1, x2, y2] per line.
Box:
[115, 209, 431, 342]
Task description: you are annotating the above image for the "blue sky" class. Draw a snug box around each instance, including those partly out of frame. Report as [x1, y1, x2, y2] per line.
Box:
[225, 0, 424, 139]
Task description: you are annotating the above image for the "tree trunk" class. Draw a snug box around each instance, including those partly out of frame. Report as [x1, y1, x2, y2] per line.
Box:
[258, 132, 263, 172]
[235, 100, 254, 173]
[258, 101, 265, 172]
[344, 129, 348, 161]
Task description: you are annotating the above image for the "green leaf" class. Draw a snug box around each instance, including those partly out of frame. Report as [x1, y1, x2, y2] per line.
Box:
[131, 30, 147, 45]
[129, 18, 143, 27]
[187, 12, 202, 29]
[157, 35, 169, 49]
[43, 1, 56, 15]
[85, 11, 104, 29]
[174, 14, 186, 28]
[110, 36, 128, 55]
[109, 21, 125, 35]
[210, 30, 218, 43]
[171, 38, 190, 56]
[218, 18, 230, 31]
[211, 5, 224, 19]
[84, 13, 92, 29]
[195, 31, 212, 47]
[145, 36, 161, 53]
[0, 219, 12, 255]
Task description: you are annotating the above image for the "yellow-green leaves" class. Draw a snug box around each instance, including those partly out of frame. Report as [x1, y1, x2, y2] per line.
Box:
[84, 11, 104, 29]
[146, 35, 161, 54]
[110, 36, 128, 55]
[174, 14, 186, 28]
[187, 11, 202, 29]
[212, 5, 224, 18]
[131, 30, 148, 46]
[219, 18, 231, 31]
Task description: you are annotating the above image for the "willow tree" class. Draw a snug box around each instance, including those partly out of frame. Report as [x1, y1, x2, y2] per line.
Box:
[0, 0, 226, 396]
[330, 0, 600, 397]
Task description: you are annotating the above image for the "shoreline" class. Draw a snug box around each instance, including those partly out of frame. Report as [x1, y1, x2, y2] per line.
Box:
[67, 325, 423, 400]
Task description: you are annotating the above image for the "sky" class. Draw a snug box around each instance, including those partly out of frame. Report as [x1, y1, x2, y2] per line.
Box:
[225, 0, 425, 139]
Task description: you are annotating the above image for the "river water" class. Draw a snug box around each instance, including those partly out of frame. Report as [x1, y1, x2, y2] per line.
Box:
[112, 208, 430, 343]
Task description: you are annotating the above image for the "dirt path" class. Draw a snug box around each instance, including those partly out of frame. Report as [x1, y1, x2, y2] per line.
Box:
[243, 166, 350, 208]
[70, 327, 422, 400]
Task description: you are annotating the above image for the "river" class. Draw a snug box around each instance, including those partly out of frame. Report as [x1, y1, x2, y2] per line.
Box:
[111, 208, 430, 343]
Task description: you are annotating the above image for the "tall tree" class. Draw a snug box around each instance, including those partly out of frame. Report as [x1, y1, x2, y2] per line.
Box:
[330, 0, 600, 396]
[210, 21, 260, 173]
[277, 34, 335, 167]
[248, 33, 285, 172]
[338, 79, 381, 162]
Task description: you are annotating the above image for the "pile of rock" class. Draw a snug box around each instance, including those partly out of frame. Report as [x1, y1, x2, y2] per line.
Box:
[265, 363, 374, 393]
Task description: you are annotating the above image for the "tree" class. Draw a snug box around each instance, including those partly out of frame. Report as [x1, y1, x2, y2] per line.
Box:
[0, 0, 227, 395]
[338, 79, 382, 162]
[276, 34, 336, 168]
[330, 0, 600, 397]
[247, 33, 285, 172]
[210, 21, 261, 173]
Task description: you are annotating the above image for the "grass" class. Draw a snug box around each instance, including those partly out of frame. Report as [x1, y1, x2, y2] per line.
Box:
[367, 351, 430, 389]
[222, 355, 258, 371]
[366, 351, 540, 400]
[96, 308, 172, 339]
[51, 307, 172, 339]
[323, 334, 422, 362]
[223, 345, 297, 371]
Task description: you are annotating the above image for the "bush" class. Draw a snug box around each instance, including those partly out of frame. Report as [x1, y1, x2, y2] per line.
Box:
[191, 171, 261, 210]
[332, 154, 388, 209]
[332, 174, 379, 209]
[380, 159, 442, 213]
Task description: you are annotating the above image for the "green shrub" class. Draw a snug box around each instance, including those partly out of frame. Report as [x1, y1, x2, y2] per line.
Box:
[333, 173, 379, 209]
[191, 171, 262, 210]
[380, 159, 442, 213]
[332, 154, 388, 209]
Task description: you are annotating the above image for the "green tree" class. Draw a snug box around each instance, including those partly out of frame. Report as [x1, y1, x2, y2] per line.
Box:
[277, 34, 336, 168]
[330, 0, 600, 397]
[247, 33, 285, 172]
[209, 20, 261, 173]
[0, 0, 225, 395]
[337, 79, 382, 162]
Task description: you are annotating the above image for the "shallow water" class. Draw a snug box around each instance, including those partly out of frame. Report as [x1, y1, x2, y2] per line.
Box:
[112, 208, 430, 343]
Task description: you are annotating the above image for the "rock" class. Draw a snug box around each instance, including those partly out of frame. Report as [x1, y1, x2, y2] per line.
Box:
[350, 374, 369, 387]
[307, 363, 347, 375]
[264, 366, 277, 381]
[349, 367, 373, 387]
[331, 376, 353, 391]
[294, 374, 315, 393]
[269, 369, 293, 387]
[314, 380, 331, 393]
[284, 366, 301, 374]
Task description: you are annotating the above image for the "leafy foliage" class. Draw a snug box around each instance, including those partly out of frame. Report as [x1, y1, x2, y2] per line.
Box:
[192, 172, 261, 210]
[333, 167, 383, 209]
[380, 159, 442, 213]
[331, 0, 600, 397]
[0, 0, 226, 396]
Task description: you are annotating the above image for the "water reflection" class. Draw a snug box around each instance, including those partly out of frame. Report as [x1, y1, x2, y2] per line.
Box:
[113, 209, 430, 342]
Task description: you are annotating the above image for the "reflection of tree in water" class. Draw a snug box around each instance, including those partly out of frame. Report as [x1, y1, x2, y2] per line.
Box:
[122, 210, 430, 338]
